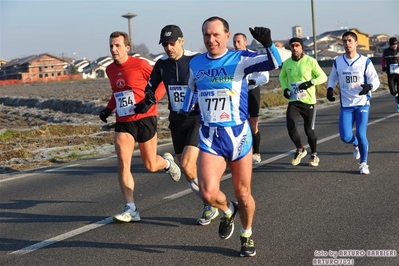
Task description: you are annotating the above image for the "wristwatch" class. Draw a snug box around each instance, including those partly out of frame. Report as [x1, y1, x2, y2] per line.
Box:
[311, 80, 315, 85]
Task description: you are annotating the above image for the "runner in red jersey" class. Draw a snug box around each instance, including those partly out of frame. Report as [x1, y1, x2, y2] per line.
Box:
[99, 31, 181, 223]
[105, 56, 165, 122]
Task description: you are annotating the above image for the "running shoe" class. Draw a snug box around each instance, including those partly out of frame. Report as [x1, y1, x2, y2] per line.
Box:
[163, 152, 181, 182]
[396, 104, 399, 113]
[309, 154, 320, 167]
[113, 205, 141, 223]
[196, 204, 219, 226]
[359, 162, 370, 175]
[219, 201, 238, 240]
[240, 236, 256, 257]
[252, 153, 261, 164]
[353, 146, 360, 160]
[291, 148, 307, 166]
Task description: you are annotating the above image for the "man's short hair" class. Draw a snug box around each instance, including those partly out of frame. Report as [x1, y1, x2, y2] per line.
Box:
[342, 31, 358, 41]
[202, 16, 229, 33]
[110, 31, 130, 47]
[234, 33, 247, 40]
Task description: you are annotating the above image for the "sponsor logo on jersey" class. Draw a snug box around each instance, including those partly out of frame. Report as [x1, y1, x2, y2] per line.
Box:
[116, 79, 126, 88]
[195, 67, 233, 84]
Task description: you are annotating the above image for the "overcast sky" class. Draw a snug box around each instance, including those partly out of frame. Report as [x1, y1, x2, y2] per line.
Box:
[1, 0, 398, 61]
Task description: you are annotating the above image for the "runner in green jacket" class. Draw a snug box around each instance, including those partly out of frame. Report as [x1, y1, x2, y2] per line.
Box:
[279, 37, 327, 167]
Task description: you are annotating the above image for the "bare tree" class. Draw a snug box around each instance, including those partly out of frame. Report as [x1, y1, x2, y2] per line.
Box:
[133, 43, 150, 56]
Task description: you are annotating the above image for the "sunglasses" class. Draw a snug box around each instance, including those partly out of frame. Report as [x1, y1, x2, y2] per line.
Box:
[162, 41, 180, 47]
[290, 43, 301, 48]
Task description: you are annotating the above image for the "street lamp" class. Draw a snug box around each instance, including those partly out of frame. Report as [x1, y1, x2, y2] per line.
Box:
[122, 12, 137, 55]
[311, 0, 317, 60]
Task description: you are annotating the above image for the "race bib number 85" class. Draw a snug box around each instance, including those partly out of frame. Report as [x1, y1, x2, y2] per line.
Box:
[168, 85, 187, 111]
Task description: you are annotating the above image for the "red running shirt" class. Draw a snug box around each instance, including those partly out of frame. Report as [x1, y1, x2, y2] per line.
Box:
[105, 56, 166, 122]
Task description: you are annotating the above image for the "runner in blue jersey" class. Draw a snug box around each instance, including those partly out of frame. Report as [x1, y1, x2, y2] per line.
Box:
[327, 31, 380, 175]
[180, 16, 281, 257]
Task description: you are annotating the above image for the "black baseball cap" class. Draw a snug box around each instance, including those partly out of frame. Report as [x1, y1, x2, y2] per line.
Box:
[389, 37, 398, 45]
[159, 25, 183, 44]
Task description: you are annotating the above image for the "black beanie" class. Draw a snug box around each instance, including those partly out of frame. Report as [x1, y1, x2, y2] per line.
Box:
[389, 37, 398, 45]
[289, 37, 303, 47]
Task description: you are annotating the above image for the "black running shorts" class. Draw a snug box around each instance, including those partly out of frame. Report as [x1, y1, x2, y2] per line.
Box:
[114, 116, 157, 143]
[169, 112, 200, 154]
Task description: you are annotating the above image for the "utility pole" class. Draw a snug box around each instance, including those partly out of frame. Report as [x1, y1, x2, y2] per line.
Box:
[121, 12, 137, 55]
[311, 0, 317, 60]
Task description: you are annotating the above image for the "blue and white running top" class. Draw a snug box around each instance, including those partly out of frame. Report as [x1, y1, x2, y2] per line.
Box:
[328, 54, 380, 108]
[181, 44, 281, 127]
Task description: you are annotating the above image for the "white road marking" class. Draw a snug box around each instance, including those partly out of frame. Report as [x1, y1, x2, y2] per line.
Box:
[10, 217, 114, 256]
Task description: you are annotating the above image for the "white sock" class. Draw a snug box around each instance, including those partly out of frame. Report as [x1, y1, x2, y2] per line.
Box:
[188, 178, 201, 199]
[223, 202, 234, 216]
[126, 203, 136, 211]
[240, 228, 252, 237]
[165, 160, 171, 170]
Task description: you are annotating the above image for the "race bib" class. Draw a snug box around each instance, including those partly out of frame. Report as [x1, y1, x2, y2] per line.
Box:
[114, 90, 136, 117]
[342, 74, 361, 91]
[390, 63, 399, 74]
[198, 89, 232, 123]
[168, 85, 187, 111]
[290, 82, 307, 101]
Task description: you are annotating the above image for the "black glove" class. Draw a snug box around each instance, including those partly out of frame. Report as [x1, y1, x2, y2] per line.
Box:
[99, 108, 112, 123]
[144, 89, 156, 105]
[298, 80, 314, 90]
[283, 88, 291, 99]
[249, 27, 272, 48]
[248, 79, 256, 86]
[326, 88, 335, 102]
[382, 66, 387, 72]
[134, 89, 156, 114]
[359, 84, 372, 95]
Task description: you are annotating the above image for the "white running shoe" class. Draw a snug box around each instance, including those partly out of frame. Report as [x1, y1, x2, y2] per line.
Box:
[196, 204, 219, 226]
[359, 162, 370, 175]
[113, 205, 141, 222]
[353, 146, 360, 160]
[252, 153, 261, 164]
[309, 154, 320, 167]
[292, 148, 307, 166]
[163, 152, 181, 182]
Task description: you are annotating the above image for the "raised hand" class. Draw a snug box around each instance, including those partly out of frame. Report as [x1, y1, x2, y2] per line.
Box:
[249, 27, 272, 48]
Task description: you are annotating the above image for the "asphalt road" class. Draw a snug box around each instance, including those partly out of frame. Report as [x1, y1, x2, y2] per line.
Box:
[1, 92, 398, 266]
